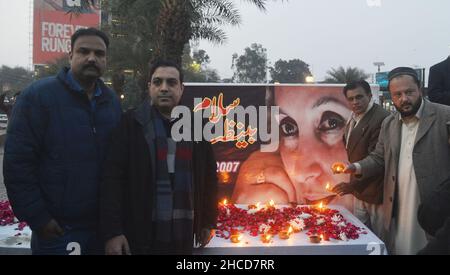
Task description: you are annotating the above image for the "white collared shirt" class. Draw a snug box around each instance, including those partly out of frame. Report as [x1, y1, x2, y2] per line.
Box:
[394, 99, 427, 254]
[351, 101, 374, 127]
[346, 101, 374, 147]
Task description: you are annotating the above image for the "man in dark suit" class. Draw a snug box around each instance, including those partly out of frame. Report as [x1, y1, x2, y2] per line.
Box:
[332, 80, 390, 239]
[428, 56, 450, 106]
[417, 176, 450, 254]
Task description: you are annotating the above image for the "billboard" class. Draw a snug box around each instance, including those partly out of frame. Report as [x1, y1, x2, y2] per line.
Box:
[182, 84, 355, 212]
[376, 68, 424, 91]
[33, 0, 101, 65]
[375, 72, 389, 91]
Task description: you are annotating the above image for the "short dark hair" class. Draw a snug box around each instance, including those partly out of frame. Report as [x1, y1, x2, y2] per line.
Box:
[71, 28, 109, 50]
[343, 80, 372, 97]
[388, 67, 420, 91]
[148, 59, 184, 83]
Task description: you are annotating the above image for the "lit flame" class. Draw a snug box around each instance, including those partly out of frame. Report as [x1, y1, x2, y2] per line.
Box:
[320, 234, 324, 240]
[325, 183, 331, 191]
[261, 233, 273, 244]
[288, 226, 293, 235]
[256, 202, 261, 209]
[231, 234, 242, 243]
[219, 172, 231, 184]
[269, 200, 275, 207]
[318, 202, 324, 210]
[222, 199, 228, 205]
[332, 162, 345, 173]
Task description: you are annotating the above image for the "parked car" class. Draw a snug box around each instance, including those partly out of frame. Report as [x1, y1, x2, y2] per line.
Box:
[0, 113, 8, 129]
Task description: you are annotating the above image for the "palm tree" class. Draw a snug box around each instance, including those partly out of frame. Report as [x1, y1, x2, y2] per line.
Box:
[70, 0, 285, 108]
[323, 66, 370, 84]
[135, 0, 282, 64]
[76, 0, 285, 64]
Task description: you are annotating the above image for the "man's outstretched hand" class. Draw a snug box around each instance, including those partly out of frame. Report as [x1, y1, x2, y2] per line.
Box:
[38, 219, 64, 240]
[343, 163, 357, 174]
[331, 182, 354, 196]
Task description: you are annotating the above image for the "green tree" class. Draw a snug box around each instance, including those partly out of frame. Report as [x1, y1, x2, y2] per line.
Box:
[34, 57, 70, 80]
[323, 66, 369, 84]
[270, 59, 311, 83]
[232, 43, 268, 83]
[153, 0, 287, 64]
[182, 44, 220, 82]
[77, 0, 286, 64]
[0, 65, 34, 93]
[102, 0, 160, 108]
[71, 0, 286, 107]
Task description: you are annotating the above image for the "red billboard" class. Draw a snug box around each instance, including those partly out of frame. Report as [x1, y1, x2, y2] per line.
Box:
[33, 0, 101, 65]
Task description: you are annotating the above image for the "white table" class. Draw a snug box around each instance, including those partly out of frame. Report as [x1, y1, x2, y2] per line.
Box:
[0, 224, 32, 255]
[196, 205, 387, 255]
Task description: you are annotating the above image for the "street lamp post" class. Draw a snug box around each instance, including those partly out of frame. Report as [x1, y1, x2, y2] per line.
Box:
[305, 75, 315, 83]
[266, 61, 272, 84]
[373, 62, 385, 73]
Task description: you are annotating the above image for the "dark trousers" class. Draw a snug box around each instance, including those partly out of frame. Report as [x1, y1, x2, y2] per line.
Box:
[31, 226, 103, 255]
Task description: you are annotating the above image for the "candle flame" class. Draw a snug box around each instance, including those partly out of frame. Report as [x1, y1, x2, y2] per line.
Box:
[320, 234, 324, 240]
[256, 202, 260, 208]
[269, 199, 275, 207]
[222, 199, 228, 205]
[288, 226, 293, 235]
[231, 234, 242, 243]
[319, 202, 323, 209]
[261, 233, 273, 244]
[325, 183, 331, 191]
[332, 162, 345, 174]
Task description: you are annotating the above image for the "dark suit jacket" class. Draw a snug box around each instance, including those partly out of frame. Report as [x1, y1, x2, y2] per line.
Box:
[417, 177, 450, 254]
[418, 218, 450, 255]
[344, 103, 390, 204]
[429, 57, 450, 106]
[417, 177, 450, 236]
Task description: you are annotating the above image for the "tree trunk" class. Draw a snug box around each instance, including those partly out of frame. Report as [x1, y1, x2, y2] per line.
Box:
[153, 0, 192, 65]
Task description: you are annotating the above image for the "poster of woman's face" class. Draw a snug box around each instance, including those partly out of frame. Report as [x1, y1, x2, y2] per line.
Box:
[182, 84, 355, 212]
[273, 86, 353, 210]
[230, 85, 354, 211]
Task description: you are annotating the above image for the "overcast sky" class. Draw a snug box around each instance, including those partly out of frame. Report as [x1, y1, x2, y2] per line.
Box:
[1, 0, 450, 82]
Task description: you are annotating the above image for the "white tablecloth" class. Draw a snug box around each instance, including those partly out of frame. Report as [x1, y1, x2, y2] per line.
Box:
[196, 205, 387, 255]
[0, 224, 32, 255]
[0, 206, 387, 255]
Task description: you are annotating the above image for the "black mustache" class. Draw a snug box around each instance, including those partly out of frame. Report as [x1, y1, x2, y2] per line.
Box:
[83, 64, 99, 71]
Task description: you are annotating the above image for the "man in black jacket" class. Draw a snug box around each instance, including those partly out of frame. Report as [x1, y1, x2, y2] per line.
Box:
[417, 177, 450, 254]
[100, 60, 218, 255]
[4, 28, 122, 255]
[428, 56, 450, 106]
